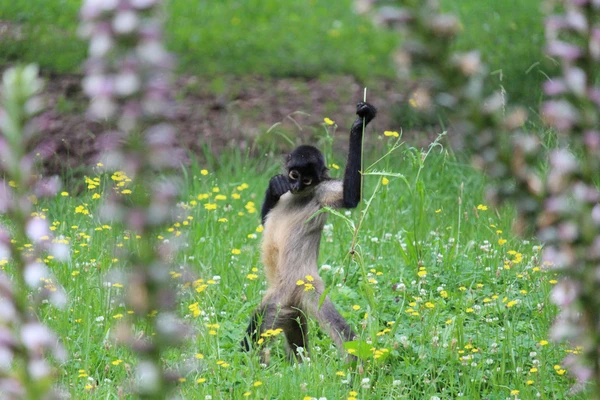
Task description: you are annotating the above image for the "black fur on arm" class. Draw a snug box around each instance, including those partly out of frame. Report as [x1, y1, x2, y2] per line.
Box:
[261, 174, 291, 224]
[342, 101, 377, 209]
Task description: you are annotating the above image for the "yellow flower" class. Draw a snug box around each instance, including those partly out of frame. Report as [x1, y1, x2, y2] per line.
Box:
[296, 280, 305, 286]
[196, 284, 208, 293]
[75, 205, 89, 215]
[204, 203, 217, 210]
[526, 380, 534, 385]
[61, 191, 69, 196]
[121, 189, 132, 194]
[435, 209, 442, 213]
[440, 290, 448, 298]
[382, 177, 389, 185]
[352, 304, 361, 311]
[92, 193, 101, 199]
[196, 377, 206, 383]
[111, 171, 129, 181]
[510, 389, 520, 395]
[384, 130, 399, 137]
[530, 367, 538, 373]
[111, 359, 123, 366]
[425, 302, 435, 309]
[324, 117, 335, 125]
[201, 169, 209, 175]
[498, 238, 507, 245]
[253, 381, 262, 387]
[331, 163, 340, 169]
[539, 340, 549, 346]
[245, 201, 257, 213]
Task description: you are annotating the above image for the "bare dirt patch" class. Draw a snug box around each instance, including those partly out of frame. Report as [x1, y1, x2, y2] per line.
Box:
[38, 72, 409, 175]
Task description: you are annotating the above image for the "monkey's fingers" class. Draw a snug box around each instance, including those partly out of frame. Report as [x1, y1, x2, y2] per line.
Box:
[271, 175, 291, 197]
[356, 101, 377, 122]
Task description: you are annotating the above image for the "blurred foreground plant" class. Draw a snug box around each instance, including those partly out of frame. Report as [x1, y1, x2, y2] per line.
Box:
[359, 0, 600, 395]
[0, 65, 68, 399]
[80, 0, 188, 397]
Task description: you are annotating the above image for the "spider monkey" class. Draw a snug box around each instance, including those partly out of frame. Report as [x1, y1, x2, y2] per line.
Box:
[241, 101, 377, 361]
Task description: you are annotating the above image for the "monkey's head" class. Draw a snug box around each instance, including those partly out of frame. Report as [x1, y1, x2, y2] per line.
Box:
[286, 145, 329, 194]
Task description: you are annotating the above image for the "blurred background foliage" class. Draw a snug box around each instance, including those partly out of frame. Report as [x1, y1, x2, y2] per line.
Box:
[0, 0, 549, 107]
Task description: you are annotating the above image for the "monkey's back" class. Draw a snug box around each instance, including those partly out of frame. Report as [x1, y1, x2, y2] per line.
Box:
[261, 180, 343, 294]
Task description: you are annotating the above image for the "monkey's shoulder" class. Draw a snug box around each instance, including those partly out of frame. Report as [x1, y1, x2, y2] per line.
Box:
[315, 179, 344, 208]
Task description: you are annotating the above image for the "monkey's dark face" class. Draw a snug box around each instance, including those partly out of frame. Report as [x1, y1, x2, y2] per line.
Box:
[286, 145, 328, 195]
[287, 167, 317, 194]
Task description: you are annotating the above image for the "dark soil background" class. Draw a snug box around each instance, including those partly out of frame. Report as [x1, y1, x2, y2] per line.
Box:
[38, 72, 412, 176]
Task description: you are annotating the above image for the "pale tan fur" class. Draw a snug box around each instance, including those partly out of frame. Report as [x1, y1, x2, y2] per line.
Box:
[255, 179, 354, 358]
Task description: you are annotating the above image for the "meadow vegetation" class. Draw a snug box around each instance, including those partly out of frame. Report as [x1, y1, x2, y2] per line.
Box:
[1, 0, 591, 398]
[0, 0, 547, 104]
[3, 132, 585, 398]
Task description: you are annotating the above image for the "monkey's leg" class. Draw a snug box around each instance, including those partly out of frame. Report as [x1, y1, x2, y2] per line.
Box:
[282, 310, 309, 361]
[242, 301, 302, 362]
[241, 304, 267, 352]
[307, 297, 356, 352]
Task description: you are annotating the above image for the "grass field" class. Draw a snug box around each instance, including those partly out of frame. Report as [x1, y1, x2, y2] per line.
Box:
[0, 0, 548, 104]
[0, 1, 587, 398]
[0, 0, 397, 80]
[5, 127, 587, 398]
[440, 0, 549, 107]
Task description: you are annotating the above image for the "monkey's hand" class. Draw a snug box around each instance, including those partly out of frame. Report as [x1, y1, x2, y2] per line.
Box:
[356, 101, 377, 125]
[268, 174, 291, 199]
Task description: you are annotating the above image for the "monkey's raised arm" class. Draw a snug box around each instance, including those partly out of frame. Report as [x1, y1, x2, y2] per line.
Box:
[261, 174, 290, 224]
[341, 101, 377, 208]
